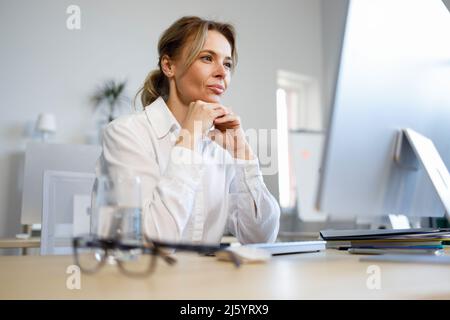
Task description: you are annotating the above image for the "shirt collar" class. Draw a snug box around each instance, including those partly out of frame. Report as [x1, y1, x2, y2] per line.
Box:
[145, 97, 181, 139]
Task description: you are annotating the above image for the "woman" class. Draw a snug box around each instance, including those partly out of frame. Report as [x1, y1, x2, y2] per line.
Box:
[96, 16, 280, 245]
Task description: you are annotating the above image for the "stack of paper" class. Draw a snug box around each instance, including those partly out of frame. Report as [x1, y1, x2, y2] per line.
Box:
[320, 228, 450, 252]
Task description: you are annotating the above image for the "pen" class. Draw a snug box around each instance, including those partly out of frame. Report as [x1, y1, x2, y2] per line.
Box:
[347, 247, 443, 256]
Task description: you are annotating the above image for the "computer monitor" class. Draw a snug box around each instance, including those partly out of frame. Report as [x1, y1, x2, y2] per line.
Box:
[316, 0, 450, 225]
[21, 142, 101, 225]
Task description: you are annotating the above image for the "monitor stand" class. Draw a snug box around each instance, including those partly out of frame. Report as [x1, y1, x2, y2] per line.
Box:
[393, 128, 450, 224]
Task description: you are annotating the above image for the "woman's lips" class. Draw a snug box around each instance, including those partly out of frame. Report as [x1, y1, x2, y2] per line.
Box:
[207, 86, 224, 95]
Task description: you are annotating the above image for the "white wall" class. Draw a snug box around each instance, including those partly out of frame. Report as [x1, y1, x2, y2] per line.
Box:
[0, 0, 325, 238]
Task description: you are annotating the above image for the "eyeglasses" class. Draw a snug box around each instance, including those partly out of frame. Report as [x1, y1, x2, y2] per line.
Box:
[72, 235, 241, 278]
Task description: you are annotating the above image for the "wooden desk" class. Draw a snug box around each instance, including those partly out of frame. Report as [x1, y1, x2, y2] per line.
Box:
[0, 238, 40, 255]
[1, 249, 449, 299]
[0, 238, 40, 248]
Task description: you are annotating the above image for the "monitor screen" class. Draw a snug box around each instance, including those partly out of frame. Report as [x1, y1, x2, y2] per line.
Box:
[317, 0, 450, 221]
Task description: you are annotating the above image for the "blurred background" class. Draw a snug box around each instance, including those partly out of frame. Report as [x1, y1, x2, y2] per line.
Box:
[0, 0, 350, 250]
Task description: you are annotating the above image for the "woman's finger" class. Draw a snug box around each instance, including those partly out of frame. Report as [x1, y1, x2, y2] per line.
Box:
[205, 102, 231, 114]
[214, 114, 239, 124]
[211, 108, 228, 119]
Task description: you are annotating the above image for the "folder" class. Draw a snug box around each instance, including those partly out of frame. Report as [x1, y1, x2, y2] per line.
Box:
[320, 228, 450, 252]
[320, 228, 450, 241]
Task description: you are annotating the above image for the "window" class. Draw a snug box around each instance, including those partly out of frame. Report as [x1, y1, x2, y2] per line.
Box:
[277, 70, 327, 221]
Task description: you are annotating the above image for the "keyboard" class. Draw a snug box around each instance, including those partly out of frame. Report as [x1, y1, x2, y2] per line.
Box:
[243, 240, 326, 255]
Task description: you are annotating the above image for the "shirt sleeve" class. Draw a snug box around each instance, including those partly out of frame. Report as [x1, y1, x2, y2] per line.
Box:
[97, 119, 203, 243]
[226, 158, 280, 244]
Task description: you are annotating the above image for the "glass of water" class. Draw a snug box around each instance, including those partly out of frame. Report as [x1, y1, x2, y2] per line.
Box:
[91, 174, 143, 244]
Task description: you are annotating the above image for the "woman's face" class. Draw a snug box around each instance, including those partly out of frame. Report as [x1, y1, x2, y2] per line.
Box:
[172, 30, 233, 104]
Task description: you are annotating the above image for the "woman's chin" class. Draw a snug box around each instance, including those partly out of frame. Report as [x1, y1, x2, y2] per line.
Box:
[187, 93, 222, 104]
[202, 94, 222, 103]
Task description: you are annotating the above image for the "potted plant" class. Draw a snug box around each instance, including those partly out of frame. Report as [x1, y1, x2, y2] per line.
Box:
[91, 79, 129, 123]
[90, 79, 129, 144]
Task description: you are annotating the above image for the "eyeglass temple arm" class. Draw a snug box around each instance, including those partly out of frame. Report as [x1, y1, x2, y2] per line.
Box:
[145, 235, 222, 253]
[154, 241, 222, 252]
[154, 247, 177, 265]
[145, 236, 241, 267]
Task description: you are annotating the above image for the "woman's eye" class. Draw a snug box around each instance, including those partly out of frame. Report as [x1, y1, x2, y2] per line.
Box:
[224, 62, 232, 69]
[202, 55, 213, 62]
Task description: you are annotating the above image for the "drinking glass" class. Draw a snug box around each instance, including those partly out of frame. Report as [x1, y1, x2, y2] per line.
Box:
[90, 174, 143, 243]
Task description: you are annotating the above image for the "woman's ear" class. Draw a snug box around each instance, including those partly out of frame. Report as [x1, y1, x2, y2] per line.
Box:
[161, 55, 175, 78]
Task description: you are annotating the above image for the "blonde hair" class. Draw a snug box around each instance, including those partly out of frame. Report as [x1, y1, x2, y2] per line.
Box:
[136, 16, 238, 108]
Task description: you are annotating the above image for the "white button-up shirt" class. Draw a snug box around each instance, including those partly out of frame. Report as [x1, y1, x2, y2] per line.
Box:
[96, 97, 280, 245]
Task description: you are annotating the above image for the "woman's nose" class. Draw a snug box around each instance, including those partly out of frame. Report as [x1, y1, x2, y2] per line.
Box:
[213, 63, 227, 78]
